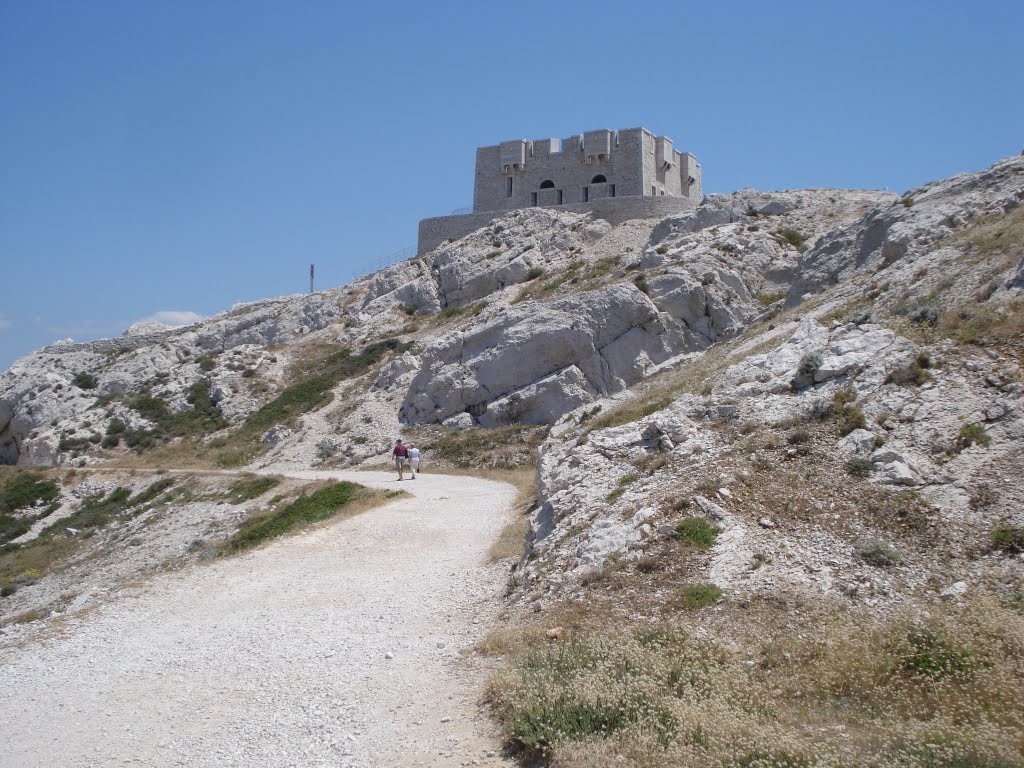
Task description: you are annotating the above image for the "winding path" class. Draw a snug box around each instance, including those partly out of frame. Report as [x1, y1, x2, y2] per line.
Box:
[0, 470, 517, 768]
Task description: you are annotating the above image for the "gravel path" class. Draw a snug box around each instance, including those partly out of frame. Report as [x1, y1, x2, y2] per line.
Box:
[0, 470, 518, 768]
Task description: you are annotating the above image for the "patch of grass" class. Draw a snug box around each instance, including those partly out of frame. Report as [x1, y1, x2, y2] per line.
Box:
[524, 266, 545, 281]
[857, 539, 901, 567]
[436, 301, 488, 320]
[677, 582, 722, 609]
[633, 275, 650, 295]
[897, 628, 986, 679]
[422, 424, 547, 470]
[776, 228, 808, 252]
[588, 395, 674, 431]
[958, 422, 992, 449]
[991, 524, 1024, 555]
[936, 299, 1024, 347]
[755, 290, 787, 306]
[224, 474, 282, 503]
[221, 481, 366, 553]
[485, 596, 1024, 767]
[674, 517, 720, 550]
[125, 378, 227, 449]
[197, 356, 216, 372]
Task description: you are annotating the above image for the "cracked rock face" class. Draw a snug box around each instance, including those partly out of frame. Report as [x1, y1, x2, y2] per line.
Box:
[398, 283, 685, 427]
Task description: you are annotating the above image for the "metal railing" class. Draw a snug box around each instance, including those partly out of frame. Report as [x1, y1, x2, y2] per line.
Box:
[347, 245, 417, 283]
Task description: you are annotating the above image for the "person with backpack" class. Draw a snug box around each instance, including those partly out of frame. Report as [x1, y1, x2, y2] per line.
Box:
[392, 439, 410, 481]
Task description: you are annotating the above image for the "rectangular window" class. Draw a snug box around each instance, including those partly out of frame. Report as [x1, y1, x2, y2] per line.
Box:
[582, 186, 589, 203]
[506, 177, 513, 197]
[609, 184, 615, 197]
[652, 185, 657, 196]
[556, 190, 563, 205]
[531, 192, 537, 207]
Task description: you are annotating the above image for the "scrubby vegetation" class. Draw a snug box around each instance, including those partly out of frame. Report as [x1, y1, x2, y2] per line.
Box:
[123, 379, 226, 450]
[485, 599, 1024, 767]
[221, 481, 367, 553]
[419, 424, 548, 470]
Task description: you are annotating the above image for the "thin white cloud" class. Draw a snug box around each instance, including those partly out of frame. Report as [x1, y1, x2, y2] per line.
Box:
[142, 310, 205, 327]
[0, 313, 10, 331]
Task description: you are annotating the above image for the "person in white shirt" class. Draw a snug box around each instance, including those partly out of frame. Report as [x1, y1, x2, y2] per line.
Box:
[408, 446, 421, 479]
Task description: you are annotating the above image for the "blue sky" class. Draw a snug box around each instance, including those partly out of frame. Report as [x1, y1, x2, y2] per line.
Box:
[2, 0, 1022, 371]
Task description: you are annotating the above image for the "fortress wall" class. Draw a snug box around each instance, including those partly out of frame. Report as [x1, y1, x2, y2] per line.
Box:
[418, 194, 699, 256]
[474, 128, 651, 213]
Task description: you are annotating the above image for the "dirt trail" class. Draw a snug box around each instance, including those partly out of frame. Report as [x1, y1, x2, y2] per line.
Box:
[0, 469, 518, 768]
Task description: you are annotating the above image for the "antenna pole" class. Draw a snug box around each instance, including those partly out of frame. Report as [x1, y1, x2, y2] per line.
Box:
[310, 263, 315, 294]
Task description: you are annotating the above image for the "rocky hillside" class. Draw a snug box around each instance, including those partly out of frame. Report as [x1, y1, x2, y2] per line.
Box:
[2, 154, 1023, 764]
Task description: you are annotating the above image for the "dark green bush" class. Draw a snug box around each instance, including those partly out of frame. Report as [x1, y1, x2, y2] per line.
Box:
[674, 517, 720, 550]
[72, 372, 98, 389]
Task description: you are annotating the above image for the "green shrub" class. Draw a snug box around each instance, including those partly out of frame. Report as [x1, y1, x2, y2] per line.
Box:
[958, 422, 992, 449]
[674, 517, 720, 550]
[221, 481, 362, 553]
[857, 539, 901, 567]
[905, 295, 941, 326]
[633, 275, 650, 295]
[898, 628, 984, 679]
[991, 524, 1024, 555]
[797, 350, 824, 378]
[72, 372, 98, 389]
[0, 473, 59, 514]
[105, 418, 126, 435]
[197, 356, 216, 372]
[886, 352, 933, 386]
[678, 582, 722, 609]
[845, 457, 875, 477]
[899, 196, 914, 207]
[126, 378, 226, 447]
[100, 434, 121, 449]
[524, 266, 545, 281]
[400, 304, 418, 316]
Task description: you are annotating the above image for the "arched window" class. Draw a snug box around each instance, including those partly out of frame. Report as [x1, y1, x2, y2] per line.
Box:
[591, 174, 607, 184]
[539, 180, 555, 189]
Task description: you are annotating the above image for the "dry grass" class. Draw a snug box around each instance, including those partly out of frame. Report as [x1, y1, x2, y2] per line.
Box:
[485, 597, 1024, 767]
[484, 468, 537, 562]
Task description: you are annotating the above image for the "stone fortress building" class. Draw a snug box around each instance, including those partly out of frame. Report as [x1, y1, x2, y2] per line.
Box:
[418, 127, 702, 254]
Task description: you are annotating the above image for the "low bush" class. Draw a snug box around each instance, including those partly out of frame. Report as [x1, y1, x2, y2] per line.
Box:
[72, 372, 98, 389]
[886, 351, 933, 386]
[678, 582, 722, 609]
[991, 524, 1024, 555]
[524, 266, 545, 281]
[958, 422, 992, 449]
[674, 517, 720, 550]
[197, 356, 216, 372]
[845, 457, 875, 477]
[777, 228, 808, 250]
[857, 539, 901, 567]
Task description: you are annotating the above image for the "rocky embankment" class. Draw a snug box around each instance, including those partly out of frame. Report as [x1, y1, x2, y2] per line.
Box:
[2, 154, 1023, 616]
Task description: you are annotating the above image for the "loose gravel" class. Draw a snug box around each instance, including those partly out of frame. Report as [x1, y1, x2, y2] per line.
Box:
[0, 469, 517, 768]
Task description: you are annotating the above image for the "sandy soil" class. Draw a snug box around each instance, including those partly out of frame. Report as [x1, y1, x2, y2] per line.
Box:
[0, 469, 517, 768]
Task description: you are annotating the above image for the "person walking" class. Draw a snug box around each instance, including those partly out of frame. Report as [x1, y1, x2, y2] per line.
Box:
[392, 439, 410, 481]
[408, 445, 421, 479]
